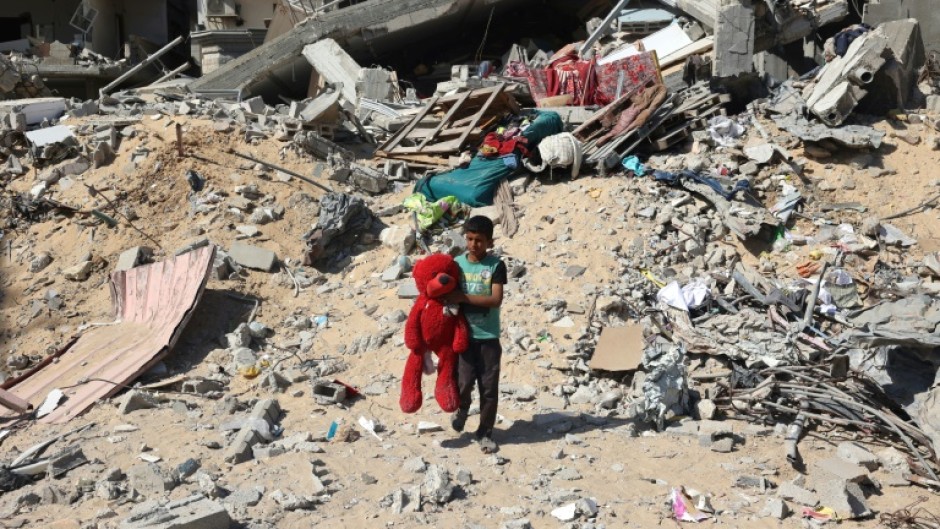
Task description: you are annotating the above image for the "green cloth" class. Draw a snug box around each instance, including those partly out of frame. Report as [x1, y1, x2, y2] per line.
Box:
[456, 253, 506, 340]
[414, 156, 514, 207]
[402, 194, 468, 230]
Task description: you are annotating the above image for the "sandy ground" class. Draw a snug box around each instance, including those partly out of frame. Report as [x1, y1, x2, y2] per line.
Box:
[1, 110, 939, 528]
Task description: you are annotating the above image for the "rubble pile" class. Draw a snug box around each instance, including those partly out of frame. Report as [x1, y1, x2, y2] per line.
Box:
[2, 0, 940, 527]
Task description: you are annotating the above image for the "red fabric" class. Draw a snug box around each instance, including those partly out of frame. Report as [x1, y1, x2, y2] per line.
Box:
[480, 132, 529, 158]
[400, 254, 470, 413]
[526, 50, 659, 107]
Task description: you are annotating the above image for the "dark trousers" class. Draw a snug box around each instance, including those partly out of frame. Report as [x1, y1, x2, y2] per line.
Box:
[456, 339, 502, 439]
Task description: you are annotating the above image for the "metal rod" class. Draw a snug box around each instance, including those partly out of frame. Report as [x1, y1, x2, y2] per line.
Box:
[100, 35, 185, 96]
[225, 148, 333, 193]
[152, 61, 191, 86]
[579, 0, 632, 58]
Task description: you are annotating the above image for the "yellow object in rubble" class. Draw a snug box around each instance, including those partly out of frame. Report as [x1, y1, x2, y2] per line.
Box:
[239, 365, 261, 379]
[809, 249, 823, 260]
[641, 269, 666, 288]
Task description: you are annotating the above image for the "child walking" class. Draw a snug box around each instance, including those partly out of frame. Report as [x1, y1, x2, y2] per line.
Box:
[444, 215, 507, 453]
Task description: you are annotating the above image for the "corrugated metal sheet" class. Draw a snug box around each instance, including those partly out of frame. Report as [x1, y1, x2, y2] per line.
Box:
[3, 245, 216, 423]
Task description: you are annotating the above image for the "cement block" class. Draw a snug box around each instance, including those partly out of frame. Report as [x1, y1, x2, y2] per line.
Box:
[837, 442, 880, 470]
[397, 282, 419, 299]
[128, 463, 176, 497]
[714, 0, 755, 78]
[119, 390, 159, 414]
[224, 428, 265, 464]
[120, 494, 231, 529]
[778, 481, 818, 506]
[814, 457, 869, 484]
[116, 246, 153, 272]
[248, 398, 281, 424]
[228, 242, 277, 272]
[814, 480, 871, 519]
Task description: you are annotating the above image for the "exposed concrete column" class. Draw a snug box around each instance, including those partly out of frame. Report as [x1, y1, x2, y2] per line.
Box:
[714, 0, 755, 78]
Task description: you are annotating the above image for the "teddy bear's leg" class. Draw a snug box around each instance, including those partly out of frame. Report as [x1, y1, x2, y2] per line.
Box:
[433, 347, 460, 413]
[400, 352, 424, 413]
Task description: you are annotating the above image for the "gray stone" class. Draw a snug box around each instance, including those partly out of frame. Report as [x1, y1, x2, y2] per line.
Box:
[455, 468, 472, 486]
[119, 390, 159, 414]
[836, 442, 879, 470]
[697, 399, 717, 420]
[423, 464, 454, 504]
[761, 498, 789, 519]
[710, 437, 734, 453]
[397, 282, 420, 299]
[403, 457, 427, 474]
[226, 488, 262, 508]
[228, 242, 277, 272]
[120, 495, 231, 529]
[778, 481, 818, 506]
[63, 261, 93, 281]
[128, 463, 176, 496]
[814, 480, 871, 519]
[30, 252, 53, 272]
[502, 519, 533, 529]
[555, 467, 582, 481]
[380, 226, 415, 254]
[568, 385, 597, 405]
[116, 246, 153, 272]
[564, 265, 586, 278]
[381, 264, 403, 282]
[814, 457, 869, 484]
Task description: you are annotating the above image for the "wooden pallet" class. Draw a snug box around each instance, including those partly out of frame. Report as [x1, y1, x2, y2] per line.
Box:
[375, 84, 519, 159]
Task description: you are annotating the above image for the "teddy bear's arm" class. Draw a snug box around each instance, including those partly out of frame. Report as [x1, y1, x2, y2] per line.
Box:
[453, 311, 470, 354]
[404, 300, 427, 352]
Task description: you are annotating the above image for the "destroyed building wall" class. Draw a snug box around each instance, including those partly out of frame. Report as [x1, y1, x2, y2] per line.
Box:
[864, 0, 940, 52]
[0, 0, 177, 60]
[189, 0, 532, 100]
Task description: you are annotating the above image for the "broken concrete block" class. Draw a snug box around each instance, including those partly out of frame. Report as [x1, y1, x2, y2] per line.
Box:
[116, 246, 153, 272]
[397, 282, 419, 299]
[249, 398, 281, 425]
[228, 242, 277, 272]
[814, 457, 869, 484]
[224, 428, 266, 465]
[814, 480, 871, 519]
[120, 495, 231, 529]
[761, 497, 789, 519]
[119, 390, 159, 414]
[713, 0, 755, 78]
[63, 261, 93, 281]
[128, 463, 176, 497]
[312, 380, 346, 404]
[778, 481, 818, 506]
[379, 226, 415, 255]
[805, 29, 890, 126]
[837, 442, 880, 470]
[381, 264, 403, 282]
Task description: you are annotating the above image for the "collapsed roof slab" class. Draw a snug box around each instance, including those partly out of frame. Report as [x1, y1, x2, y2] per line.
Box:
[675, 0, 849, 52]
[190, 0, 531, 101]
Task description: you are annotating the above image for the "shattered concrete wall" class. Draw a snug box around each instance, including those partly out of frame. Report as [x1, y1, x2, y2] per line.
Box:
[0, 55, 52, 100]
[865, 0, 940, 53]
[190, 0, 530, 100]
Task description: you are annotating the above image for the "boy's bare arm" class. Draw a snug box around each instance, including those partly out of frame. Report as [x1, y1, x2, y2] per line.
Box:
[444, 283, 503, 308]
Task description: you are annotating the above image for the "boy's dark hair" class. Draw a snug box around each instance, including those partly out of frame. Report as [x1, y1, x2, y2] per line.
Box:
[464, 215, 494, 240]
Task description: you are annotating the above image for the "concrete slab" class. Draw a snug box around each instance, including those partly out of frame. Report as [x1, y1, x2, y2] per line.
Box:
[303, 39, 362, 104]
[228, 242, 277, 272]
[120, 495, 231, 529]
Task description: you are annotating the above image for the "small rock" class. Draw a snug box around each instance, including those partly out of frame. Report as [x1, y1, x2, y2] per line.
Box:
[63, 261, 93, 281]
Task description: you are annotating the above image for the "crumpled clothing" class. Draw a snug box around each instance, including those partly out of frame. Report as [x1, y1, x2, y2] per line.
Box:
[527, 132, 582, 177]
[622, 155, 646, 176]
[707, 116, 745, 147]
[654, 169, 751, 201]
[824, 24, 870, 61]
[402, 194, 469, 231]
[480, 132, 529, 158]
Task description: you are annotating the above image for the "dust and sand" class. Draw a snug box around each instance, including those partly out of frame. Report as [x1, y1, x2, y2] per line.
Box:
[1, 112, 940, 527]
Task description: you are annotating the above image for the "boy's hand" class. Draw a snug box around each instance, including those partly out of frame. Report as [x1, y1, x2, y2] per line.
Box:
[441, 291, 467, 305]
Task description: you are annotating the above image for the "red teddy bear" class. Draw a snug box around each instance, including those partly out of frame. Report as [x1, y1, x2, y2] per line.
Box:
[400, 253, 470, 413]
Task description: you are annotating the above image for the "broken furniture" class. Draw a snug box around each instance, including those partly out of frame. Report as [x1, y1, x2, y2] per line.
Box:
[375, 84, 520, 166]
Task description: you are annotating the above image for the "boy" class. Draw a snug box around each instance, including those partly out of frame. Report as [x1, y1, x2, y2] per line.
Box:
[444, 215, 506, 454]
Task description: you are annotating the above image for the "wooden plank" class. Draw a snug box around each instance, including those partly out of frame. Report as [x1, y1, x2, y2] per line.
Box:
[0, 387, 31, 413]
[452, 83, 505, 153]
[417, 90, 472, 150]
[378, 95, 440, 154]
